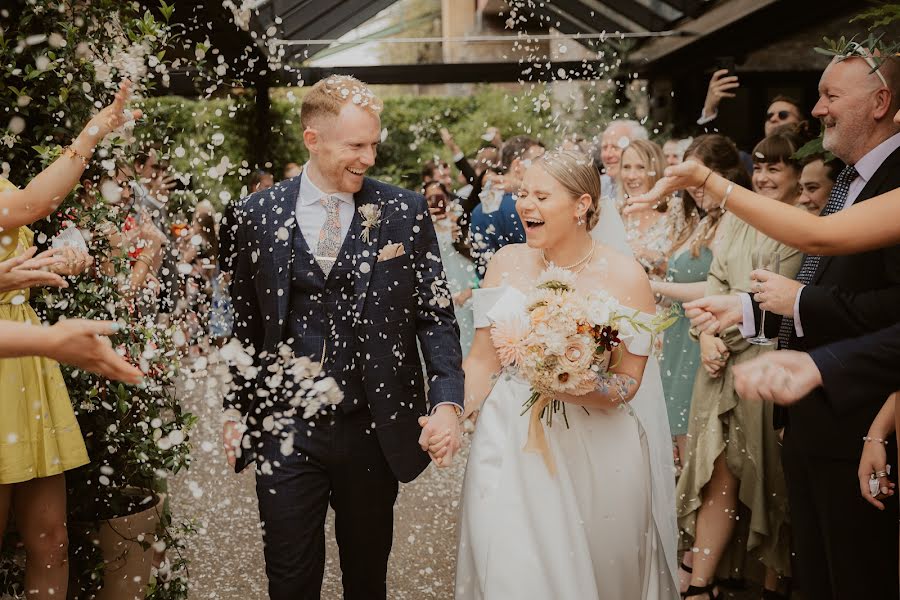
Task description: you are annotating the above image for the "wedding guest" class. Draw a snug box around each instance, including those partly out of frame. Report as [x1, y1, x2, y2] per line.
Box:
[424, 181, 475, 353]
[653, 135, 749, 469]
[676, 130, 805, 600]
[0, 79, 139, 600]
[0, 246, 68, 292]
[663, 137, 690, 166]
[617, 139, 691, 280]
[797, 154, 842, 213]
[93, 166, 170, 297]
[0, 320, 142, 384]
[623, 116, 900, 259]
[672, 52, 900, 599]
[560, 132, 587, 153]
[699, 69, 806, 138]
[421, 159, 453, 189]
[179, 200, 222, 351]
[284, 162, 302, 179]
[439, 127, 501, 208]
[593, 119, 649, 199]
[247, 169, 274, 193]
[469, 135, 544, 276]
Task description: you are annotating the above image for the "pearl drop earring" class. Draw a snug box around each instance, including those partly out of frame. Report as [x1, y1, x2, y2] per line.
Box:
[577, 216, 585, 226]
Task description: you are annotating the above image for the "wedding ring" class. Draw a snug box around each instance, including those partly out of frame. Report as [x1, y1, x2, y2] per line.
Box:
[876, 470, 889, 478]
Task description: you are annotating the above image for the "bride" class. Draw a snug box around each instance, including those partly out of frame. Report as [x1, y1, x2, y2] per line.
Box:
[450, 150, 678, 599]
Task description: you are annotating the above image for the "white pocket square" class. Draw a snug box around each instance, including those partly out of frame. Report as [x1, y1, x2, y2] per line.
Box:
[377, 242, 405, 262]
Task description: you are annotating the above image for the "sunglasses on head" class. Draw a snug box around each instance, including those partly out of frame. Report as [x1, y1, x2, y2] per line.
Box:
[766, 110, 792, 121]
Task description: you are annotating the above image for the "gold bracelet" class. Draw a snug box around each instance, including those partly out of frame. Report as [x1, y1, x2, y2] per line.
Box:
[135, 255, 154, 268]
[62, 145, 91, 168]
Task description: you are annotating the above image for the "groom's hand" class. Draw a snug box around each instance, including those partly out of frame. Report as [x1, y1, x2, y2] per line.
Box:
[222, 421, 243, 468]
[418, 405, 461, 468]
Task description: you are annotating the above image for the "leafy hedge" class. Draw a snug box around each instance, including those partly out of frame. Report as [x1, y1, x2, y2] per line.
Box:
[139, 85, 563, 211]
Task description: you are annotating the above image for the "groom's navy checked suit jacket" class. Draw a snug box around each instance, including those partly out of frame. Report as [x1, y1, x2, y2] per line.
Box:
[219, 175, 464, 482]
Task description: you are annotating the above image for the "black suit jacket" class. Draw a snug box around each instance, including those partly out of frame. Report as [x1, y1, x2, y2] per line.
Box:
[219, 175, 465, 481]
[757, 143, 900, 458]
[809, 322, 900, 413]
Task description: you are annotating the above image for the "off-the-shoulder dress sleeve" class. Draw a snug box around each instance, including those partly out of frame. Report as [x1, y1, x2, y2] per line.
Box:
[472, 285, 530, 329]
[616, 308, 657, 357]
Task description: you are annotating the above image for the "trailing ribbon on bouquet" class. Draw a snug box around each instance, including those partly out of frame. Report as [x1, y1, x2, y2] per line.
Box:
[522, 392, 558, 475]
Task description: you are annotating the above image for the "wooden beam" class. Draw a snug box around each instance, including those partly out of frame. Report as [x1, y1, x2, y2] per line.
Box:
[555, 0, 665, 32]
[631, 0, 780, 64]
[279, 59, 625, 86]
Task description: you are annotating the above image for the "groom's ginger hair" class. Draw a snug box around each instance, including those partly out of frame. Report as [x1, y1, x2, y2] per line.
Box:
[300, 75, 383, 129]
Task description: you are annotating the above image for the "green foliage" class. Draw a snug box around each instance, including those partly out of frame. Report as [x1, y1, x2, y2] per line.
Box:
[140, 85, 557, 203]
[814, 32, 900, 68]
[0, 1, 192, 598]
[851, 2, 900, 28]
[794, 135, 835, 163]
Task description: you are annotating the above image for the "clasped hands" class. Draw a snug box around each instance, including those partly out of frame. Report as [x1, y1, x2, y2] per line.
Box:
[417, 404, 462, 468]
[683, 272, 800, 338]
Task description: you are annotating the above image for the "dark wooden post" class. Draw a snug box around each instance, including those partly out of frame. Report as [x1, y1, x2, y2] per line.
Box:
[254, 81, 272, 167]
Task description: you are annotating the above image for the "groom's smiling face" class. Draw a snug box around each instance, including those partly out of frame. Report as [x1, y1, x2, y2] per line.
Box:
[305, 102, 381, 194]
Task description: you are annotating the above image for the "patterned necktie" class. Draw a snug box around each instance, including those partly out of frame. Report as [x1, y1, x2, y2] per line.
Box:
[777, 165, 859, 349]
[316, 195, 342, 276]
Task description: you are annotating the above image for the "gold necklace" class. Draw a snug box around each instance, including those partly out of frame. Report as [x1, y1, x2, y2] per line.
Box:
[541, 240, 596, 272]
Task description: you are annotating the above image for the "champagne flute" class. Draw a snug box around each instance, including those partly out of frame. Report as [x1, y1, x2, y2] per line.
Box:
[748, 249, 781, 346]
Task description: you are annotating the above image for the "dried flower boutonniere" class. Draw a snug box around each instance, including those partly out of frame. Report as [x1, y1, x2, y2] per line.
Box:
[358, 203, 382, 242]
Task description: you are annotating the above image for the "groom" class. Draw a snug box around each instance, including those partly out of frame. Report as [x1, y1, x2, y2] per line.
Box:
[219, 75, 464, 600]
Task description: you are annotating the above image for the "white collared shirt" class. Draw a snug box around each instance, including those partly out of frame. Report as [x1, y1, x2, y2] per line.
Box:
[295, 165, 355, 254]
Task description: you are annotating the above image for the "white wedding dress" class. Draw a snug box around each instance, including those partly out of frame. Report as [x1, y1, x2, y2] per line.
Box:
[454, 283, 679, 600]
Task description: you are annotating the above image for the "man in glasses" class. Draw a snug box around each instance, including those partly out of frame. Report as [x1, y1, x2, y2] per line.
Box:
[698, 68, 806, 137]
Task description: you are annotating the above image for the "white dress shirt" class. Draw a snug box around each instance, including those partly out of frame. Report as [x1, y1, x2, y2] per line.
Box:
[739, 131, 900, 339]
[295, 166, 355, 255]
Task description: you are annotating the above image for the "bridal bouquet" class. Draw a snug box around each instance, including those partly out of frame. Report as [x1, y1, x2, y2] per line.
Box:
[490, 267, 673, 472]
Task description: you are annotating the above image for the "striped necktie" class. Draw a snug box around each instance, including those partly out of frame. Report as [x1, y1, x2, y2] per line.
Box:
[777, 165, 859, 349]
[316, 195, 342, 276]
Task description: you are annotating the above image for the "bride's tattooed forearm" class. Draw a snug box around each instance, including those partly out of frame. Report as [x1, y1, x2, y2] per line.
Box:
[596, 373, 638, 406]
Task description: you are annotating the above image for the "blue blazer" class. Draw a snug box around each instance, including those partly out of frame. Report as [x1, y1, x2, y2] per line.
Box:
[469, 191, 525, 276]
[219, 175, 464, 481]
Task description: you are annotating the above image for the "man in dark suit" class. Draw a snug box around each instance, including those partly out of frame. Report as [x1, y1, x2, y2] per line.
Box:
[687, 54, 900, 598]
[219, 75, 464, 600]
[731, 322, 900, 411]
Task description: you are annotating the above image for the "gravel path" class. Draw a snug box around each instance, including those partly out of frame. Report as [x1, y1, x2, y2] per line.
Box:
[170, 367, 768, 600]
[170, 369, 468, 600]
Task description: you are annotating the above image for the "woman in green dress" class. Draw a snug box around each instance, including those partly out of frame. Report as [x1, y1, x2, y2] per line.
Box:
[677, 129, 807, 600]
[654, 135, 750, 469]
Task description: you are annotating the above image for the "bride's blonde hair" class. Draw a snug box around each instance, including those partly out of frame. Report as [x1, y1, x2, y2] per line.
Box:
[536, 149, 602, 230]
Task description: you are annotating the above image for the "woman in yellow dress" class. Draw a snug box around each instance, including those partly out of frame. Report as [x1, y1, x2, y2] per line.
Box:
[0, 80, 141, 599]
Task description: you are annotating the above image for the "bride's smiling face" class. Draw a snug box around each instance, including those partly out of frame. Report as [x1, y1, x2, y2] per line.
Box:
[516, 163, 588, 248]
